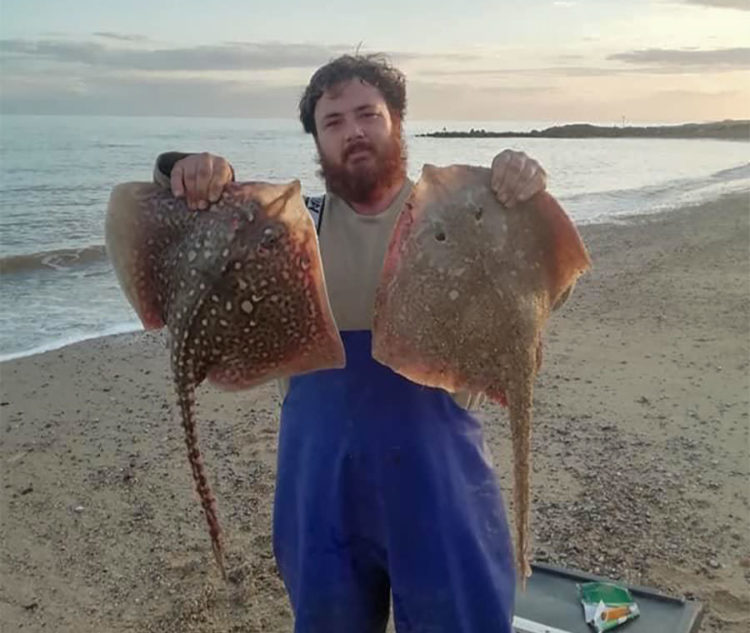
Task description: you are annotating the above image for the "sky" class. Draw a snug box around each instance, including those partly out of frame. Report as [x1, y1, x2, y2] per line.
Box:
[0, 0, 748, 123]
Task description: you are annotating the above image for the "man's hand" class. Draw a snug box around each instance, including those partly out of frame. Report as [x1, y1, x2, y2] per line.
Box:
[490, 149, 546, 208]
[171, 152, 234, 210]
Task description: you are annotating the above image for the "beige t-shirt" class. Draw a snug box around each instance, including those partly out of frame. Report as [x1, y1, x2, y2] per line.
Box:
[277, 180, 485, 411]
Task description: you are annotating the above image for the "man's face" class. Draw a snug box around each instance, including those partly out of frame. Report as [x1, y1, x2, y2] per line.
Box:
[313, 78, 405, 204]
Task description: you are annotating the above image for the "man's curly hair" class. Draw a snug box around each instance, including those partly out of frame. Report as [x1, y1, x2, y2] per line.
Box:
[299, 54, 407, 137]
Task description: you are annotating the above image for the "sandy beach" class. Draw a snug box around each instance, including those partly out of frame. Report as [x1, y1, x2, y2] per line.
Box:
[1, 192, 748, 632]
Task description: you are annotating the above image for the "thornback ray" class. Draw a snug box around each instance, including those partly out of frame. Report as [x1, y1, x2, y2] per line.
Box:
[372, 164, 591, 588]
[105, 181, 345, 579]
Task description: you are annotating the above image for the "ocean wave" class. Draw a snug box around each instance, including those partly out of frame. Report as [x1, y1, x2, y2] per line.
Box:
[558, 161, 750, 222]
[0, 183, 105, 195]
[0, 321, 143, 363]
[562, 181, 750, 226]
[711, 163, 750, 180]
[0, 244, 108, 275]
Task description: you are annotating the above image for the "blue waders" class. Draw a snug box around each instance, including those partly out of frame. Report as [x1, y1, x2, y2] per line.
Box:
[273, 330, 516, 632]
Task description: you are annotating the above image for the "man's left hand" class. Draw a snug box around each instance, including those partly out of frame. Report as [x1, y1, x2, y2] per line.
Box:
[491, 149, 546, 208]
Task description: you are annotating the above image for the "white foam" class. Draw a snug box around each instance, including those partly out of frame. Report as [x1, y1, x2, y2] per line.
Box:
[0, 322, 143, 363]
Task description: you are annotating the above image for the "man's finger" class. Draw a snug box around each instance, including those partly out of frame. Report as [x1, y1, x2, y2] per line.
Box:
[509, 160, 537, 202]
[183, 160, 199, 210]
[207, 178, 223, 204]
[490, 151, 513, 197]
[517, 164, 547, 202]
[208, 160, 230, 203]
[495, 153, 526, 206]
[195, 155, 212, 206]
[171, 163, 186, 198]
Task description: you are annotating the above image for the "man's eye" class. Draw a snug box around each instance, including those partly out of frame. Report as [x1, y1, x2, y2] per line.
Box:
[325, 119, 341, 128]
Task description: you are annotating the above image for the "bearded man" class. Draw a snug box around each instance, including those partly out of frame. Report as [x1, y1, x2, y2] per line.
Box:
[153, 54, 547, 633]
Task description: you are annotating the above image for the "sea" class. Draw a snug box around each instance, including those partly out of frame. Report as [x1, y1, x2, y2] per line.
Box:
[0, 114, 748, 362]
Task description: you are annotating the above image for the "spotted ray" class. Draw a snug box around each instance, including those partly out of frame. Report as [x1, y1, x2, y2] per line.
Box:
[372, 164, 590, 587]
[105, 180, 345, 578]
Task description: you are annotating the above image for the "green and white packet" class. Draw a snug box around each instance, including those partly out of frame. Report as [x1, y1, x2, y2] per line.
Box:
[578, 581, 640, 632]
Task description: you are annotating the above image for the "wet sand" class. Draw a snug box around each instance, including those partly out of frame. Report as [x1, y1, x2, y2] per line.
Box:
[1, 192, 748, 632]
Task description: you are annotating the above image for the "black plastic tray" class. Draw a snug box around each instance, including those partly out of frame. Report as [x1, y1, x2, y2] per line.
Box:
[513, 563, 703, 633]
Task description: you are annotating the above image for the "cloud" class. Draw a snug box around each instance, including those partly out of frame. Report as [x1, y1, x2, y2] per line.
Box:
[419, 66, 600, 78]
[2, 69, 746, 122]
[608, 47, 750, 68]
[0, 73, 307, 117]
[0, 36, 493, 118]
[0, 38, 478, 73]
[679, 0, 749, 10]
[92, 32, 149, 42]
[418, 59, 746, 78]
[0, 39, 347, 71]
[407, 80, 555, 119]
[0, 68, 555, 119]
[2, 34, 746, 121]
[411, 47, 750, 80]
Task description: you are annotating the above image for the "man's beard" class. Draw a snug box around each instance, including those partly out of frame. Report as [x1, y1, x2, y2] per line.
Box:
[316, 127, 407, 205]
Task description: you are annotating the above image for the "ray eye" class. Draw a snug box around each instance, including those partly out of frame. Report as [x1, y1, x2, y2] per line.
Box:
[261, 225, 283, 248]
[435, 230, 446, 242]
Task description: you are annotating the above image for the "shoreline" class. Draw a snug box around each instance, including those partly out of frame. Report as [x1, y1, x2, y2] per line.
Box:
[417, 120, 750, 141]
[2, 189, 747, 366]
[1, 192, 749, 632]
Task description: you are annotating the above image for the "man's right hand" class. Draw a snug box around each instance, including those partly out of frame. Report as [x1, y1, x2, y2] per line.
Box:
[171, 152, 234, 210]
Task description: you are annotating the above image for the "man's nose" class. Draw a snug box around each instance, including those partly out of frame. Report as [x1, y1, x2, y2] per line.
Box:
[344, 120, 366, 142]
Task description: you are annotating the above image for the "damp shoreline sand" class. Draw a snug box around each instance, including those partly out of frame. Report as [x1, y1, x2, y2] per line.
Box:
[1, 192, 748, 632]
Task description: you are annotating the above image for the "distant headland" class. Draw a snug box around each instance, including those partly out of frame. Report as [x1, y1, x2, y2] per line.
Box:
[417, 120, 749, 141]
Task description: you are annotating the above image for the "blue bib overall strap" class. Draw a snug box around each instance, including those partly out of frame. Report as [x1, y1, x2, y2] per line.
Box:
[303, 194, 325, 233]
